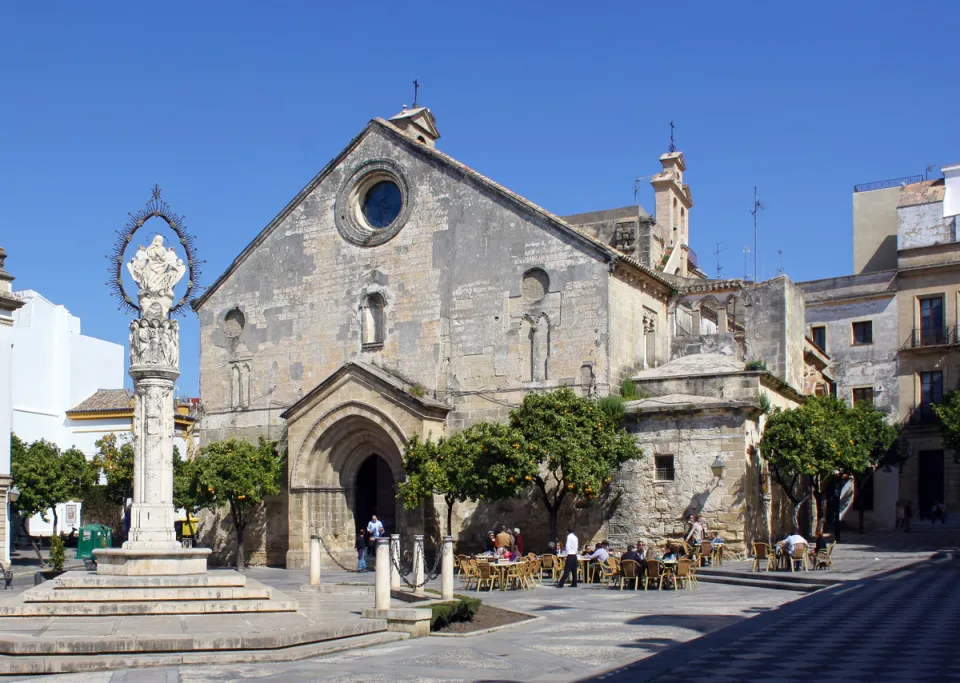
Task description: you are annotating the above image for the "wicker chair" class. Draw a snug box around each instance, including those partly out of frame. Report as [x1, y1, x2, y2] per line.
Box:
[698, 541, 713, 566]
[531, 558, 544, 587]
[674, 558, 694, 590]
[619, 559, 641, 591]
[592, 557, 618, 586]
[541, 554, 560, 581]
[815, 542, 837, 571]
[789, 543, 809, 572]
[476, 561, 497, 591]
[751, 542, 775, 572]
[455, 554, 469, 577]
[644, 559, 663, 590]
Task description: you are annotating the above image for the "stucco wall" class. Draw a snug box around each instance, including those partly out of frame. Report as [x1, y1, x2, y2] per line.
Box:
[898, 203, 954, 250]
[607, 270, 668, 390]
[853, 186, 899, 274]
[742, 277, 805, 391]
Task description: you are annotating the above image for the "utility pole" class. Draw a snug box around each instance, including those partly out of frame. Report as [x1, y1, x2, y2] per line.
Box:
[714, 242, 724, 279]
[751, 187, 764, 283]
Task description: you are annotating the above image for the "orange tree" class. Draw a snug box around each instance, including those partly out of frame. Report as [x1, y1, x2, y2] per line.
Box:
[508, 388, 643, 542]
[191, 437, 284, 570]
[93, 433, 134, 505]
[398, 422, 537, 536]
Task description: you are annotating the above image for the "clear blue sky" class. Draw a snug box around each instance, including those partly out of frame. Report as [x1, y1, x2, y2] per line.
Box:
[2, 3, 957, 397]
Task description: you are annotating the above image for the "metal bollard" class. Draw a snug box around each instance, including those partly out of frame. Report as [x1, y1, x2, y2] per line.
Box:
[375, 537, 391, 610]
[441, 535, 454, 600]
[309, 535, 322, 586]
[390, 534, 401, 590]
[413, 534, 425, 595]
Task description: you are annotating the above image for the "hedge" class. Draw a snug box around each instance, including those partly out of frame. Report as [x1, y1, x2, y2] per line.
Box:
[429, 594, 481, 630]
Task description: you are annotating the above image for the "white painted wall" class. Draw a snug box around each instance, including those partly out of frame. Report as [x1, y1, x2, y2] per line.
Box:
[9, 291, 124, 536]
[0, 323, 14, 562]
[944, 164, 960, 218]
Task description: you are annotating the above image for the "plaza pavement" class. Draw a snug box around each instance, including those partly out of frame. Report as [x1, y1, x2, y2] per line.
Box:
[12, 526, 959, 683]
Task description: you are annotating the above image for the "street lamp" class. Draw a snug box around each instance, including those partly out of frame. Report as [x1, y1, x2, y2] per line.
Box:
[710, 456, 726, 480]
[8, 487, 19, 504]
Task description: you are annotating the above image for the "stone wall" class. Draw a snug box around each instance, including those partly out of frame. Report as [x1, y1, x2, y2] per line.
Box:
[607, 269, 669, 390]
[610, 407, 754, 555]
[742, 277, 805, 390]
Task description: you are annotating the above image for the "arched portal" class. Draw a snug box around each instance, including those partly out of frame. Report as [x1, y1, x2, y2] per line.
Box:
[353, 454, 397, 534]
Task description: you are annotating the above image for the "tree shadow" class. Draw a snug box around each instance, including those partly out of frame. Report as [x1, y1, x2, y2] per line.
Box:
[625, 613, 746, 633]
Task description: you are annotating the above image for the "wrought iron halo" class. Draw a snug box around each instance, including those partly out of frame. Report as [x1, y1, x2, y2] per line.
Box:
[107, 185, 203, 316]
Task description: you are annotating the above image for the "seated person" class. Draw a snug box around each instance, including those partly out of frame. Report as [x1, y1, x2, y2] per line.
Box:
[485, 531, 497, 554]
[710, 531, 724, 547]
[544, 541, 557, 555]
[661, 546, 678, 562]
[621, 545, 644, 574]
[782, 529, 807, 556]
[585, 541, 610, 581]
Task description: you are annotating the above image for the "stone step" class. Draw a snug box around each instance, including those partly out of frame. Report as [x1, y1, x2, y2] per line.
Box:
[0, 598, 299, 616]
[53, 571, 246, 589]
[698, 568, 839, 586]
[26, 586, 273, 603]
[695, 573, 824, 593]
[0, 626, 404, 676]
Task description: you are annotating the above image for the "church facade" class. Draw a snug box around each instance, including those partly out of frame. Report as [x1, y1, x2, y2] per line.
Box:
[194, 106, 824, 566]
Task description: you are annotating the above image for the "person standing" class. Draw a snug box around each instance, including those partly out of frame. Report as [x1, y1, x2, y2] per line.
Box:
[367, 515, 384, 540]
[513, 528, 524, 556]
[685, 515, 705, 546]
[555, 528, 580, 588]
[356, 528, 368, 571]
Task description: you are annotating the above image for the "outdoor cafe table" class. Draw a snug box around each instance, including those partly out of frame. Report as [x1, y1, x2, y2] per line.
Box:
[558, 554, 595, 583]
[489, 560, 523, 590]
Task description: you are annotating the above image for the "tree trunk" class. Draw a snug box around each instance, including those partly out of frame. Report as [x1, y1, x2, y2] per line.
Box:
[234, 521, 245, 571]
[50, 507, 59, 538]
[20, 518, 43, 567]
[792, 494, 810, 530]
[813, 490, 826, 535]
[548, 505, 559, 544]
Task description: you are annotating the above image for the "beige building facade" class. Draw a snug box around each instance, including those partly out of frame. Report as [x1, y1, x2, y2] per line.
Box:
[194, 106, 828, 565]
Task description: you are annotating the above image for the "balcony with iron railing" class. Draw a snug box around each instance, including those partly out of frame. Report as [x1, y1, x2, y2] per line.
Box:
[901, 327, 957, 350]
[906, 403, 940, 426]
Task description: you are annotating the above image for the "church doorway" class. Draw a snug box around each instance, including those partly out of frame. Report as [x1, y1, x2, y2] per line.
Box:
[354, 454, 397, 535]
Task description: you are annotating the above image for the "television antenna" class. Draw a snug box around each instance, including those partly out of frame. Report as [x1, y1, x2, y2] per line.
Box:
[742, 246, 751, 281]
[751, 187, 764, 282]
[777, 249, 784, 276]
[714, 242, 724, 279]
[633, 175, 657, 205]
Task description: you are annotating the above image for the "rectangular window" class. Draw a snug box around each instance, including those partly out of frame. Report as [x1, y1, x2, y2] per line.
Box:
[852, 321, 873, 345]
[919, 296, 945, 345]
[811, 325, 826, 351]
[852, 387, 874, 407]
[654, 455, 675, 482]
[920, 371, 944, 406]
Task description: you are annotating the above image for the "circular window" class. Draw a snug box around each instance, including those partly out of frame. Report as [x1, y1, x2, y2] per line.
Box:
[362, 181, 403, 229]
[335, 160, 413, 247]
[223, 308, 245, 338]
[522, 269, 550, 302]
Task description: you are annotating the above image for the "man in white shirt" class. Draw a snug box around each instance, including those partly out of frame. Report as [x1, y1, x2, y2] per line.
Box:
[555, 528, 580, 588]
[367, 515, 384, 540]
[585, 541, 610, 583]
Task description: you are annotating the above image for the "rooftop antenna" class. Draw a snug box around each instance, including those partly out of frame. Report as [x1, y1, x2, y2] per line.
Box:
[751, 187, 764, 282]
[714, 241, 724, 279]
[925, 164, 936, 181]
[668, 120, 676, 153]
[777, 249, 784, 276]
[743, 246, 751, 281]
[633, 174, 656, 205]
[412, 79, 420, 108]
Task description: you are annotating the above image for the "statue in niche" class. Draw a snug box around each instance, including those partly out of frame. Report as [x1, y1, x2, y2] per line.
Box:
[127, 236, 187, 319]
[129, 318, 180, 367]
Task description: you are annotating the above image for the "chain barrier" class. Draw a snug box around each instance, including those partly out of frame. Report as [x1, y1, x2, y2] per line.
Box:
[315, 533, 367, 573]
[390, 536, 444, 590]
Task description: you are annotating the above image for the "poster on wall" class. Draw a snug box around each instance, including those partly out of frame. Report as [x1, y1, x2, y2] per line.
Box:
[65, 504, 78, 528]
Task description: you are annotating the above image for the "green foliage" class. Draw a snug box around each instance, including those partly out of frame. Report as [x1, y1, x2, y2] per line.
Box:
[619, 378, 650, 400]
[410, 384, 426, 398]
[759, 395, 900, 529]
[745, 359, 767, 371]
[92, 433, 134, 505]
[757, 392, 772, 415]
[509, 387, 643, 538]
[399, 423, 537, 534]
[191, 437, 284, 569]
[11, 436, 95, 525]
[48, 534, 66, 572]
[933, 390, 960, 462]
[598, 395, 626, 421]
[80, 485, 122, 542]
[430, 594, 482, 630]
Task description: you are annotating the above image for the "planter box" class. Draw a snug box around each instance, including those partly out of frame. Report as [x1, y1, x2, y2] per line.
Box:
[34, 570, 65, 586]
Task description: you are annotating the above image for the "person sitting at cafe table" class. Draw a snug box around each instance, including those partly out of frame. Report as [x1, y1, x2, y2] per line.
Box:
[495, 526, 513, 550]
[585, 541, 610, 582]
[662, 546, 678, 562]
[485, 531, 497, 554]
[709, 531, 724, 547]
[621, 544, 645, 577]
[781, 529, 807, 556]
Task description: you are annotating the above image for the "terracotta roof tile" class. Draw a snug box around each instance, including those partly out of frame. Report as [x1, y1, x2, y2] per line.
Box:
[67, 389, 133, 414]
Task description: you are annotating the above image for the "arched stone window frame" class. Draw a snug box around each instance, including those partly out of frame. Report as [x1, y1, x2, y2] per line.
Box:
[360, 291, 387, 350]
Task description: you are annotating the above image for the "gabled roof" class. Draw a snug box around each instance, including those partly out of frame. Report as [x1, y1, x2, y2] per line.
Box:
[389, 106, 440, 141]
[67, 389, 133, 414]
[279, 360, 451, 422]
[193, 117, 674, 310]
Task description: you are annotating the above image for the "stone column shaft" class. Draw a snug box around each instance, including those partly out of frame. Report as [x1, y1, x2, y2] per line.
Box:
[440, 536, 454, 600]
[374, 538, 391, 610]
[413, 534, 425, 596]
[389, 534, 400, 590]
[309, 535, 322, 586]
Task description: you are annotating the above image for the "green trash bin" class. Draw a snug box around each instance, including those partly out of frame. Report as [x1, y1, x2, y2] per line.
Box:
[76, 524, 113, 567]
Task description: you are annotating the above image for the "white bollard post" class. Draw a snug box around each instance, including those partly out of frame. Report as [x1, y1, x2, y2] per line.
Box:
[441, 535, 454, 600]
[413, 534, 425, 596]
[390, 534, 401, 590]
[309, 535, 322, 586]
[375, 537, 391, 610]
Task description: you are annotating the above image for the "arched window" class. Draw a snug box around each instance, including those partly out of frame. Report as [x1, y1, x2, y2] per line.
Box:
[362, 293, 386, 347]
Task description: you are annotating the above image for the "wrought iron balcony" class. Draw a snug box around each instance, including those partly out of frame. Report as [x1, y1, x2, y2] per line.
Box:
[906, 403, 940, 426]
[904, 327, 954, 349]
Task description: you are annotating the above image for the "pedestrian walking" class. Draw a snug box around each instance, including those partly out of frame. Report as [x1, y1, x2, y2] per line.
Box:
[356, 528, 368, 571]
[555, 527, 580, 588]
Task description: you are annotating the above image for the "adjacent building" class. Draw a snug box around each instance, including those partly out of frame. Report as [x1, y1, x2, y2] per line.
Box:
[0, 248, 24, 564]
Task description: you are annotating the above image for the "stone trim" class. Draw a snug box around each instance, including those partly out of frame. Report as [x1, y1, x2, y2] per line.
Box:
[334, 158, 414, 247]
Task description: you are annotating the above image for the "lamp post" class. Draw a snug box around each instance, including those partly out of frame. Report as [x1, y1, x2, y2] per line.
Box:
[7, 486, 19, 560]
[710, 456, 726, 480]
